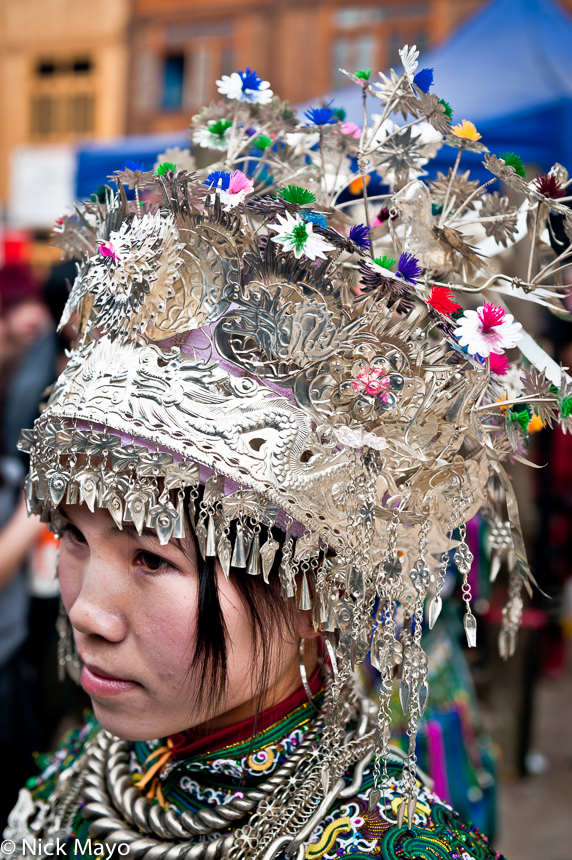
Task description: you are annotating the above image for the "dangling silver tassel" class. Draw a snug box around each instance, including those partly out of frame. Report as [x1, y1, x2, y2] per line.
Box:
[173, 493, 186, 539]
[259, 534, 279, 583]
[195, 517, 208, 559]
[246, 532, 261, 575]
[231, 523, 247, 568]
[299, 570, 312, 610]
[218, 533, 232, 580]
[206, 514, 217, 557]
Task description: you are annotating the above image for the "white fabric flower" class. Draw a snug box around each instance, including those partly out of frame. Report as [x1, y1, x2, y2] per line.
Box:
[192, 124, 231, 150]
[399, 44, 419, 81]
[216, 69, 273, 105]
[268, 212, 335, 260]
[454, 303, 522, 358]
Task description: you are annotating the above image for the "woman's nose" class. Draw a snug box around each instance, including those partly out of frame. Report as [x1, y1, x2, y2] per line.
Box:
[68, 556, 128, 643]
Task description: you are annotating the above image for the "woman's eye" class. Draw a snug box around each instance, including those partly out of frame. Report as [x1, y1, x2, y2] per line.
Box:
[62, 524, 87, 545]
[134, 551, 171, 572]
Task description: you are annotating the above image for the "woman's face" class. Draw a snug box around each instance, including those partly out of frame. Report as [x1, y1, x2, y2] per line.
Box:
[59, 504, 315, 741]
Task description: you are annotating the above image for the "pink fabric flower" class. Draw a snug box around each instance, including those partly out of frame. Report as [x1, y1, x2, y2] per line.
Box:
[352, 366, 390, 398]
[340, 122, 362, 139]
[489, 352, 509, 375]
[228, 170, 254, 195]
[220, 170, 254, 209]
[98, 241, 122, 264]
[454, 302, 522, 358]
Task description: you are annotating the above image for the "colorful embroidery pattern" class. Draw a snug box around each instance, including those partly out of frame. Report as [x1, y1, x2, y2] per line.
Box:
[27, 713, 502, 860]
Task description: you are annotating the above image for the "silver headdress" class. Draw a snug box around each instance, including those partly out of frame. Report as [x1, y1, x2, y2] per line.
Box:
[20, 46, 572, 814]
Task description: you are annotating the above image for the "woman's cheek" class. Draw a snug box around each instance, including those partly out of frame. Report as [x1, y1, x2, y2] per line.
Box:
[137, 582, 197, 681]
[58, 545, 84, 611]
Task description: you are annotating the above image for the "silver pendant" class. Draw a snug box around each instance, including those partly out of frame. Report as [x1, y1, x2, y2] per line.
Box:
[231, 524, 247, 568]
[399, 678, 411, 714]
[489, 549, 501, 582]
[76, 470, 100, 512]
[195, 518, 208, 559]
[246, 532, 261, 575]
[47, 470, 69, 507]
[418, 679, 430, 715]
[428, 595, 442, 629]
[149, 501, 178, 545]
[368, 789, 381, 812]
[397, 799, 406, 828]
[259, 534, 279, 583]
[299, 570, 312, 610]
[206, 514, 217, 557]
[105, 493, 123, 529]
[173, 496, 186, 539]
[217, 534, 232, 580]
[464, 610, 477, 647]
[407, 796, 417, 828]
[126, 490, 149, 535]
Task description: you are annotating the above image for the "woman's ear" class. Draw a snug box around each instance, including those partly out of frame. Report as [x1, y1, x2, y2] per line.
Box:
[295, 607, 321, 639]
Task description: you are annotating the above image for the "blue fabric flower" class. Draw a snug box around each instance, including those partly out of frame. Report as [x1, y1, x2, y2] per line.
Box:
[413, 68, 434, 93]
[304, 101, 338, 126]
[396, 251, 422, 284]
[207, 171, 231, 190]
[124, 160, 145, 171]
[349, 224, 372, 249]
[239, 68, 265, 92]
[302, 211, 328, 228]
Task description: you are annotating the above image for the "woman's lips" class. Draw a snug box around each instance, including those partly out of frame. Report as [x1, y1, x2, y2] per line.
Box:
[81, 663, 139, 698]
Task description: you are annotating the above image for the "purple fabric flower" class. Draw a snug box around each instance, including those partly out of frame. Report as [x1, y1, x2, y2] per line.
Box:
[397, 251, 422, 283]
[349, 223, 372, 249]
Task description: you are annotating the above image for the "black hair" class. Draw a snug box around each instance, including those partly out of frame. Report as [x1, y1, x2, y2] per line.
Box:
[179, 494, 308, 733]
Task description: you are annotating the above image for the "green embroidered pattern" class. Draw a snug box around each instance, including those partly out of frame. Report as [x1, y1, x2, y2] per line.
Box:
[27, 710, 502, 860]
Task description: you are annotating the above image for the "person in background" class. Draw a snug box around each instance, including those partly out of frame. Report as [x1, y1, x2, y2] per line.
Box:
[0, 264, 57, 824]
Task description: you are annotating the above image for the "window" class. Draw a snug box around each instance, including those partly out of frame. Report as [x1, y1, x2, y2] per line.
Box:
[336, 7, 385, 28]
[31, 96, 59, 136]
[333, 35, 376, 88]
[30, 55, 95, 139]
[67, 94, 95, 133]
[388, 31, 402, 67]
[415, 30, 428, 53]
[221, 49, 235, 78]
[162, 54, 186, 111]
[35, 57, 93, 77]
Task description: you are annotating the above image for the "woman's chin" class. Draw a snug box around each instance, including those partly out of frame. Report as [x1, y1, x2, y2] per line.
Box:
[91, 698, 159, 741]
[91, 699, 196, 742]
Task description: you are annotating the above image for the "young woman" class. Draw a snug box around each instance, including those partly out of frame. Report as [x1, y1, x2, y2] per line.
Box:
[5, 50, 562, 859]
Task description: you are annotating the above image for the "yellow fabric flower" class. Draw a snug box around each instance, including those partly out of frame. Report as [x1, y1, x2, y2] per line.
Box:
[451, 119, 482, 141]
[528, 413, 544, 433]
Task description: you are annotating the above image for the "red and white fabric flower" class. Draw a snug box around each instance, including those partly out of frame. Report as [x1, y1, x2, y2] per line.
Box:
[454, 303, 522, 358]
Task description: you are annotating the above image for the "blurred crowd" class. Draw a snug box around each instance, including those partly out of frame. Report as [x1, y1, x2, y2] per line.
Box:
[0, 257, 87, 824]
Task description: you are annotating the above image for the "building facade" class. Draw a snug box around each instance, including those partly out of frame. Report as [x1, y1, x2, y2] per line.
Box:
[0, 0, 130, 223]
[126, 0, 487, 135]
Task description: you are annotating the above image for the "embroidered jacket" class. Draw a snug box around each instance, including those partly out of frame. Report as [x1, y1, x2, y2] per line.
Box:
[13, 702, 503, 860]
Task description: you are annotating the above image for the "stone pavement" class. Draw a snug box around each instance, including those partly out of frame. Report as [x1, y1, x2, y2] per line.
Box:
[494, 654, 572, 860]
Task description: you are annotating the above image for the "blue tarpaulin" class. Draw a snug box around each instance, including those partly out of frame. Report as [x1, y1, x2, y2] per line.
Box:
[75, 131, 189, 199]
[299, 0, 572, 178]
[75, 0, 572, 198]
